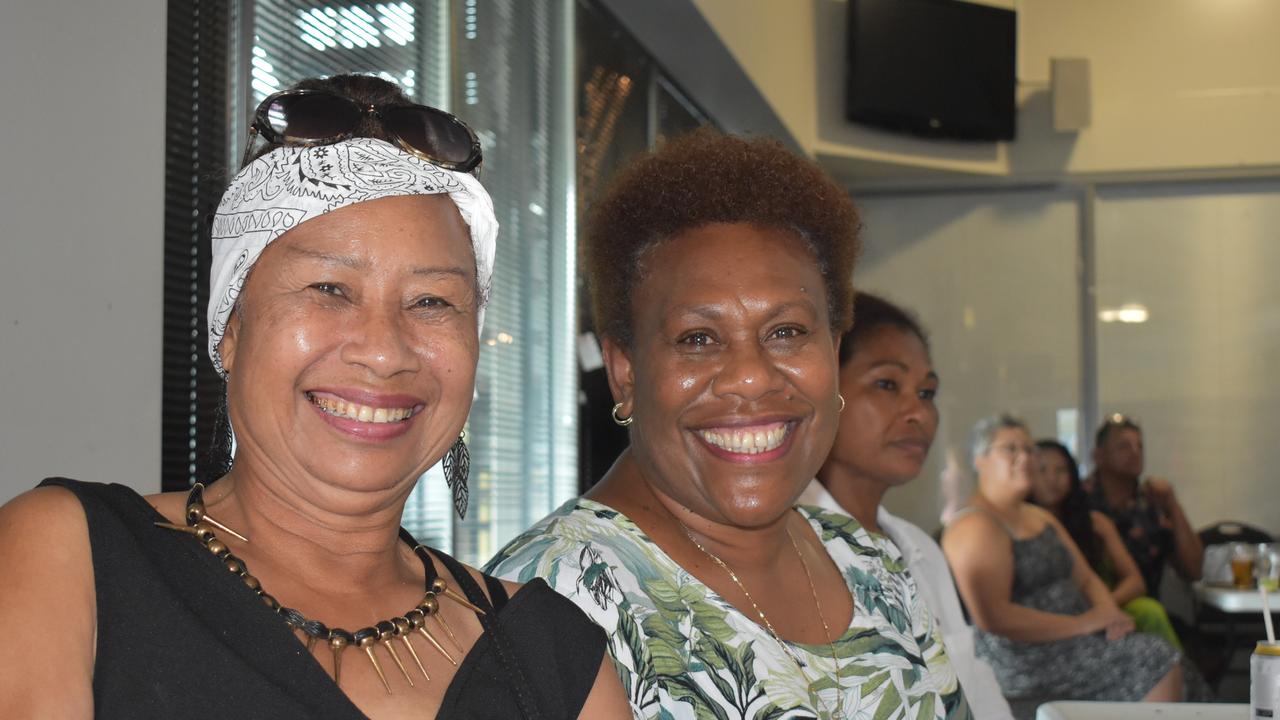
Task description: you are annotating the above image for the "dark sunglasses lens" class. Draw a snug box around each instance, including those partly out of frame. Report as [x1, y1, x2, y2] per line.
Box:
[264, 93, 361, 140]
[383, 106, 477, 166]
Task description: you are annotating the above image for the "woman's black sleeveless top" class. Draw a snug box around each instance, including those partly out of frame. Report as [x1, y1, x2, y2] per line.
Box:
[40, 478, 606, 719]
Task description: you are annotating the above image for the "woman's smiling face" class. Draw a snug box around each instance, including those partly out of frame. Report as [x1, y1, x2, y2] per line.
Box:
[604, 223, 842, 529]
[218, 194, 479, 495]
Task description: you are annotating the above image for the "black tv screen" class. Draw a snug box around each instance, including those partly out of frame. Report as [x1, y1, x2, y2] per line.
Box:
[846, 0, 1016, 141]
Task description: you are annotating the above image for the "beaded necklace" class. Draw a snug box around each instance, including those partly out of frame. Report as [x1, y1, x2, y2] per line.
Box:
[155, 483, 482, 694]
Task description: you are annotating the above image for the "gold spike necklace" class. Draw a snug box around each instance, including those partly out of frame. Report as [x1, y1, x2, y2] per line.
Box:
[156, 482, 484, 694]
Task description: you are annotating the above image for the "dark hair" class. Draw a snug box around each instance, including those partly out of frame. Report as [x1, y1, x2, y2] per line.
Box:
[584, 127, 861, 347]
[1095, 413, 1142, 449]
[1032, 439, 1100, 567]
[244, 74, 414, 168]
[838, 292, 929, 367]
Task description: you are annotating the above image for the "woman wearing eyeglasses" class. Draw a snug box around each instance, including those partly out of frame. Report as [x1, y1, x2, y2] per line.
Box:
[487, 130, 968, 719]
[942, 414, 1182, 716]
[0, 75, 628, 719]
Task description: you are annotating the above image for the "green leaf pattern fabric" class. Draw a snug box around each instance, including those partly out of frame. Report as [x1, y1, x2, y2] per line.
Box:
[485, 500, 970, 720]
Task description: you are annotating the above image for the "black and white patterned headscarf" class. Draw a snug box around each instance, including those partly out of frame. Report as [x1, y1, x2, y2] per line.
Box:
[208, 137, 498, 376]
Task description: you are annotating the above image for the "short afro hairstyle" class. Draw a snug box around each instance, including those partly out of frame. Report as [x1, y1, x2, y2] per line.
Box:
[584, 127, 861, 348]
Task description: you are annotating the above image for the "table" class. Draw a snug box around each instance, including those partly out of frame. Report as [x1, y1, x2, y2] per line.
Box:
[1194, 581, 1277, 648]
[1193, 581, 1277, 692]
[1194, 582, 1275, 614]
[1036, 701, 1247, 719]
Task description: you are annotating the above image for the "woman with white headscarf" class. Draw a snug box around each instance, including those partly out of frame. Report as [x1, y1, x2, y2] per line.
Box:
[0, 74, 629, 719]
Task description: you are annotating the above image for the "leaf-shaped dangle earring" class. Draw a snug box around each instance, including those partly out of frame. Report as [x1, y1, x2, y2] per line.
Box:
[443, 432, 470, 519]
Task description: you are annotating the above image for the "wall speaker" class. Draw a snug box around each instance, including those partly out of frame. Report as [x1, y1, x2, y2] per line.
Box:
[1051, 58, 1091, 132]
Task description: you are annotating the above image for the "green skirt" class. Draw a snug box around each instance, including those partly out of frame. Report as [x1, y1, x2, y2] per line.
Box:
[1122, 596, 1182, 650]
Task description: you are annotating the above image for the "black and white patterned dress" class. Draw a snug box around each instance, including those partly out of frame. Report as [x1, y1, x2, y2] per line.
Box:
[970, 520, 1179, 712]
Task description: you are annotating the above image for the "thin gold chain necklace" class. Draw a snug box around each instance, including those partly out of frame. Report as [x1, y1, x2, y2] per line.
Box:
[680, 521, 846, 719]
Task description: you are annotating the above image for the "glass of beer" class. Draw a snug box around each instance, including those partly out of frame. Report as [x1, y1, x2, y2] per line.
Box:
[1231, 542, 1257, 589]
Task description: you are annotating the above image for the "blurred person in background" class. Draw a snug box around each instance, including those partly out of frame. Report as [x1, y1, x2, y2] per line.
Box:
[1086, 415, 1203, 598]
[1031, 440, 1181, 649]
[944, 414, 1182, 717]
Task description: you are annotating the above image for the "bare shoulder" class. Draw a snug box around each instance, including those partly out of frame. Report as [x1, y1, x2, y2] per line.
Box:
[942, 512, 1013, 573]
[0, 485, 95, 571]
[1033, 505, 1075, 539]
[0, 486, 96, 716]
[943, 508, 1008, 547]
[0, 486, 96, 626]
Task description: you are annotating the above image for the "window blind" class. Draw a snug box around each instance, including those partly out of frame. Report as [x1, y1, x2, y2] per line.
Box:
[162, 0, 231, 492]
[235, 0, 578, 562]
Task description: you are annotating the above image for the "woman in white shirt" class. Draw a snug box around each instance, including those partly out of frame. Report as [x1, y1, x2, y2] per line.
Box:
[799, 292, 1013, 719]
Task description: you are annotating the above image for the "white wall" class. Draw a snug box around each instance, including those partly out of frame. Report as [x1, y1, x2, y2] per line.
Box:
[1094, 181, 1280, 536]
[853, 190, 1082, 532]
[691, 0, 1280, 537]
[850, 183, 1280, 538]
[0, 1, 167, 504]
[693, 0, 1280, 184]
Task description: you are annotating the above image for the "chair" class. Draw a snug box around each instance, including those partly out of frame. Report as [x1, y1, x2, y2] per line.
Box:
[1199, 520, 1272, 547]
[1192, 520, 1274, 693]
[1199, 521, 1273, 585]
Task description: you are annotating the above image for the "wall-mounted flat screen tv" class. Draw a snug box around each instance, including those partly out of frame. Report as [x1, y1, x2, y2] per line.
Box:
[846, 0, 1016, 141]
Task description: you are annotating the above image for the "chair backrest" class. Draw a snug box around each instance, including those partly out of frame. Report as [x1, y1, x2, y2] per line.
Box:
[1199, 520, 1273, 546]
[1199, 521, 1274, 584]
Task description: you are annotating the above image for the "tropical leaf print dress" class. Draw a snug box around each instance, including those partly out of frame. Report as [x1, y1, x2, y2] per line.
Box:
[484, 500, 970, 720]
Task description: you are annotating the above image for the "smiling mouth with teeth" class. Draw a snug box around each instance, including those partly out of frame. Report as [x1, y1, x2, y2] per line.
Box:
[698, 422, 792, 455]
[306, 392, 417, 424]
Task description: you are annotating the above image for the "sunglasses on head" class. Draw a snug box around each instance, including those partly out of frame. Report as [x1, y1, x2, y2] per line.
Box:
[1096, 413, 1142, 445]
[240, 89, 483, 174]
[1102, 413, 1141, 429]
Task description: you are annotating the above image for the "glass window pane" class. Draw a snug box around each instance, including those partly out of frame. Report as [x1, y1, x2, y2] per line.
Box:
[853, 190, 1082, 531]
[240, 0, 577, 563]
[1095, 181, 1280, 536]
[450, 0, 577, 565]
[249, 1, 440, 106]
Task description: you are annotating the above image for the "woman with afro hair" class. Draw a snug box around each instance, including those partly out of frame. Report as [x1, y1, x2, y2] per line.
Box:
[488, 128, 969, 719]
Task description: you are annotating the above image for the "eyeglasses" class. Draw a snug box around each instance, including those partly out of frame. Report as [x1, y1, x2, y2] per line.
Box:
[240, 89, 483, 174]
[991, 443, 1036, 458]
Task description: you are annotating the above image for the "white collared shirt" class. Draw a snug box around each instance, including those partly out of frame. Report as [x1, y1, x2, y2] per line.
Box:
[798, 479, 1015, 720]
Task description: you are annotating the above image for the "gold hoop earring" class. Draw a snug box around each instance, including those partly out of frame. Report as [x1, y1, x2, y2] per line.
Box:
[611, 402, 633, 427]
[838, 394, 846, 412]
